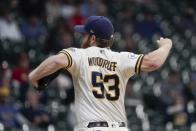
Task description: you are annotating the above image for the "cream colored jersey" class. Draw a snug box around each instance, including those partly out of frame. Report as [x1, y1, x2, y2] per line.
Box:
[59, 46, 144, 125]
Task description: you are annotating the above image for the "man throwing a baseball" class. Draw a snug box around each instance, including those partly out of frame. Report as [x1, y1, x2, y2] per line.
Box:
[29, 16, 172, 131]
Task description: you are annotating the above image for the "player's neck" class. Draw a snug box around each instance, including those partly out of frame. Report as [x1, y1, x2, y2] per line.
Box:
[93, 43, 110, 49]
[95, 45, 110, 49]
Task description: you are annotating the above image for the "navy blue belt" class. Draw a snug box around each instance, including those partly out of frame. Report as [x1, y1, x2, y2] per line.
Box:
[87, 121, 126, 128]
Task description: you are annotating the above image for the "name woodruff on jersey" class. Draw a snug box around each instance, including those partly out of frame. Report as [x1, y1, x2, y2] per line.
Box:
[88, 57, 117, 71]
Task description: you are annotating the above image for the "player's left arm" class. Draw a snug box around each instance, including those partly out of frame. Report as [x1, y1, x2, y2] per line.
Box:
[28, 53, 69, 88]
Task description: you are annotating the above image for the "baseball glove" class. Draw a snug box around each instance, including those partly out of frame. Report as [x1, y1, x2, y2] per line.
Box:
[35, 69, 63, 91]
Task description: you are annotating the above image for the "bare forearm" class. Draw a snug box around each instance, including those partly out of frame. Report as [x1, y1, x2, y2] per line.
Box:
[28, 54, 68, 85]
[147, 44, 171, 67]
[29, 56, 61, 82]
[141, 38, 172, 72]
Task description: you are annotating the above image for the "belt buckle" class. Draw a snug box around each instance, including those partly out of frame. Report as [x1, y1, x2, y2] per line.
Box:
[111, 122, 117, 128]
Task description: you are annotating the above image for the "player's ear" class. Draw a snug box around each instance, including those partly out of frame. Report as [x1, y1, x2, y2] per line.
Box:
[90, 35, 96, 45]
[90, 35, 96, 42]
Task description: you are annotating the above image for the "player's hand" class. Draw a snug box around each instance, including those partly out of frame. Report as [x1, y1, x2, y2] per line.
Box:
[31, 69, 62, 92]
[29, 75, 48, 92]
[28, 71, 43, 91]
[28, 72, 38, 88]
[157, 37, 172, 48]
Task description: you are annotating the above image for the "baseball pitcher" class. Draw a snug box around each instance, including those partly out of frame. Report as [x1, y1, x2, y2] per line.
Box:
[29, 16, 172, 131]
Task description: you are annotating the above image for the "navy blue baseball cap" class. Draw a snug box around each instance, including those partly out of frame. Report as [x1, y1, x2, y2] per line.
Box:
[74, 16, 114, 40]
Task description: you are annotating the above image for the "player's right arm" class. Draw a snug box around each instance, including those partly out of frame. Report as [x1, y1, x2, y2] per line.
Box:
[141, 37, 172, 72]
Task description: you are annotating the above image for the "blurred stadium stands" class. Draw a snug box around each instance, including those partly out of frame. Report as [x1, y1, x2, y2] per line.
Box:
[0, 0, 196, 131]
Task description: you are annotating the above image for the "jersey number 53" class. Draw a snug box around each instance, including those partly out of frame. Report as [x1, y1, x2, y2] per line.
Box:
[91, 71, 120, 101]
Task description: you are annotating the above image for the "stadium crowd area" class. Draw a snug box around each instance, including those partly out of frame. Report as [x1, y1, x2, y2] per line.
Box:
[0, 0, 196, 131]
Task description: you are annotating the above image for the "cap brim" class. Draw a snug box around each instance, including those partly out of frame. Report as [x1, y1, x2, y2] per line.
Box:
[74, 25, 86, 33]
